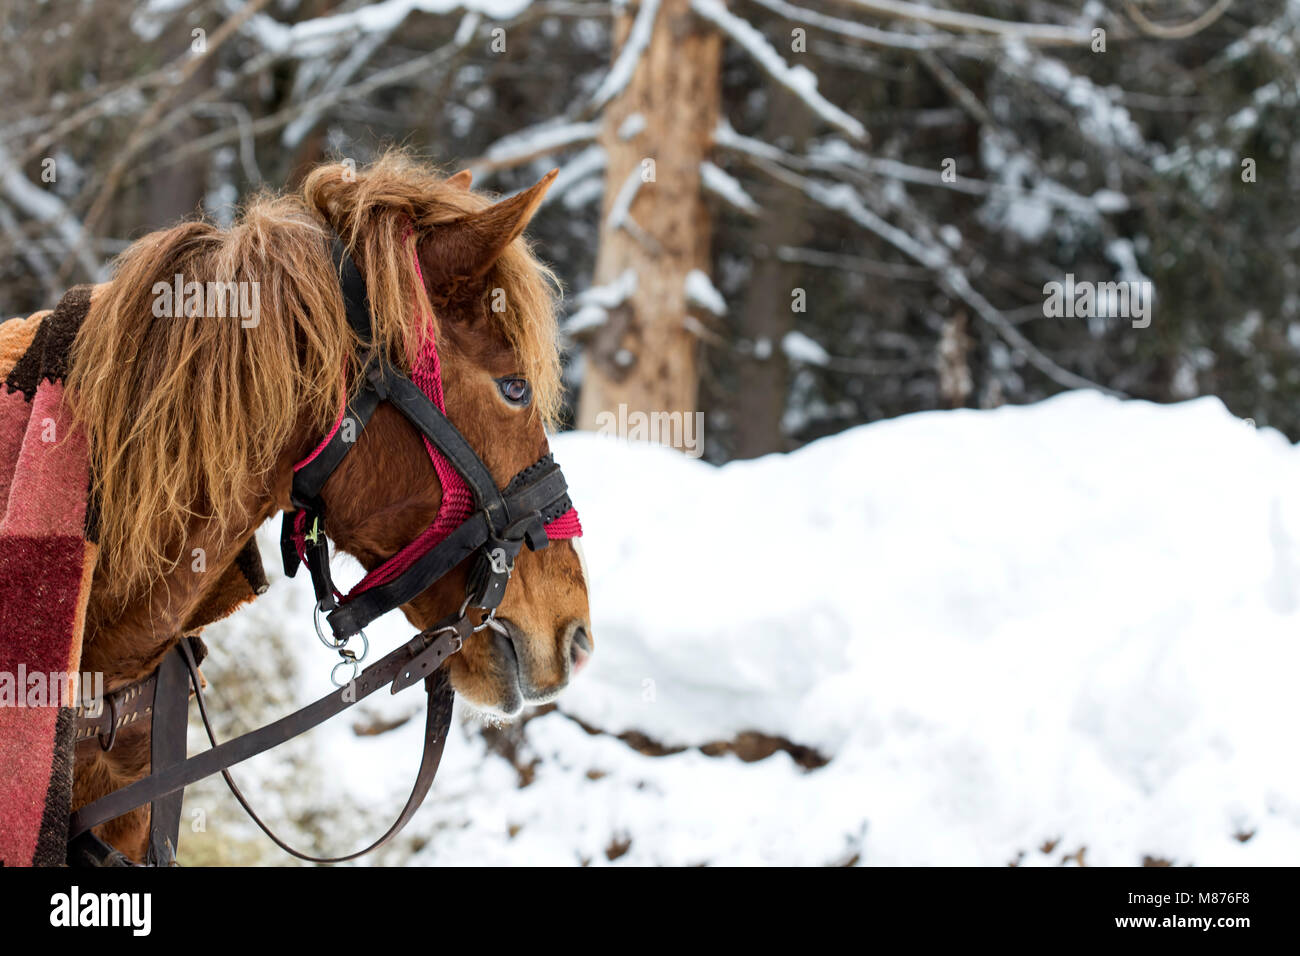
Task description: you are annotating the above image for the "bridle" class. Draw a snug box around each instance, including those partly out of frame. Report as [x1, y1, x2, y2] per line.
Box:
[66, 236, 582, 865]
[283, 236, 580, 682]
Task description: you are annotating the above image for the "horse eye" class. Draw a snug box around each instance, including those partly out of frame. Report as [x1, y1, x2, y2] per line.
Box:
[497, 377, 531, 406]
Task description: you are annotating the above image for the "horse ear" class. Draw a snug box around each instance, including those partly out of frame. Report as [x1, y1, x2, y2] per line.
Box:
[419, 169, 557, 301]
[446, 169, 473, 189]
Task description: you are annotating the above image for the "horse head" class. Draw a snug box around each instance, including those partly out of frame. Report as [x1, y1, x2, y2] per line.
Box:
[67, 154, 592, 857]
[297, 159, 593, 717]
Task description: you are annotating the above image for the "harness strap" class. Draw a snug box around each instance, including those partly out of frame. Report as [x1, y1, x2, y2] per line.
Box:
[327, 510, 493, 638]
[290, 384, 383, 508]
[145, 645, 191, 866]
[72, 636, 208, 746]
[380, 370, 507, 521]
[334, 236, 374, 344]
[69, 619, 467, 851]
[180, 635, 460, 864]
[286, 355, 577, 639]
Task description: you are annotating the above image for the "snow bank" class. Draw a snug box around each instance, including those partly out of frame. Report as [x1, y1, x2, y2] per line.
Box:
[203, 392, 1300, 865]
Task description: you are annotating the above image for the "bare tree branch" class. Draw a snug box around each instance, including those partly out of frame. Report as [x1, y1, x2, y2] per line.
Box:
[833, 0, 1098, 45]
[66, 0, 275, 283]
[1123, 0, 1234, 39]
[727, 141, 1124, 396]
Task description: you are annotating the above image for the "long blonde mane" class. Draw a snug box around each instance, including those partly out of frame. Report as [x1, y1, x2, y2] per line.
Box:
[70, 151, 561, 600]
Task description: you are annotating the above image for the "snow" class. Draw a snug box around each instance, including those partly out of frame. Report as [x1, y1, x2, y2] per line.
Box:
[977, 132, 1129, 243]
[247, 0, 532, 57]
[545, 145, 606, 208]
[684, 269, 726, 316]
[479, 120, 599, 167]
[200, 392, 1300, 865]
[617, 113, 646, 141]
[589, 0, 660, 110]
[1002, 44, 1147, 154]
[781, 330, 830, 366]
[700, 160, 759, 215]
[130, 0, 190, 42]
[691, 0, 867, 142]
[0, 145, 103, 283]
[604, 168, 644, 234]
[562, 268, 637, 335]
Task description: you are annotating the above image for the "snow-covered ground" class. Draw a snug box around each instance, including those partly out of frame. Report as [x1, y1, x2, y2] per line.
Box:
[192, 391, 1300, 866]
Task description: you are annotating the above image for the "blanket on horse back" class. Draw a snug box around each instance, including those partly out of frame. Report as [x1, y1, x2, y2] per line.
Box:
[0, 285, 267, 866]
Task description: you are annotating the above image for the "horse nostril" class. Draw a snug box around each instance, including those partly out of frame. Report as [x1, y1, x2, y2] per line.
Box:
[570, 626, 592, 674]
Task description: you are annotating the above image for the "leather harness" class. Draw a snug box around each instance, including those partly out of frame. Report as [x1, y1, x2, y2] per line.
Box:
[67, 238, 578, 865]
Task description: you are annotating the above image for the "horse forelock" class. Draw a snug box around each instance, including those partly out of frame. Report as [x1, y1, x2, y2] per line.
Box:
[302, 151, 563, 424]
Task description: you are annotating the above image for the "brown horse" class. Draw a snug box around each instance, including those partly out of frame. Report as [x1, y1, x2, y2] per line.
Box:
[63, 153, 592, 861]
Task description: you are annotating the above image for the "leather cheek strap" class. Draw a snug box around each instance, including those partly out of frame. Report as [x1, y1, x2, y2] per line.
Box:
[323, 457, 574, 639]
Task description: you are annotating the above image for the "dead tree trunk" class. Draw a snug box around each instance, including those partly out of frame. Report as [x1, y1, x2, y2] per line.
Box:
[730, 85, 815, 459]
[576, 0, 722, 434]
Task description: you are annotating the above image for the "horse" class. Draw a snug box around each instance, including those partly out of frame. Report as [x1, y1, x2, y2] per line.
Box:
[2, 152, 593, 864]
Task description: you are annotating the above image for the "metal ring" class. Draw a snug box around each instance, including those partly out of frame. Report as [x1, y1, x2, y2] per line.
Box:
[459, 594, 501, 633]
[331, 658, 360, 687]
[348, 628, 370, 664]
[460, 595, 493, 632]
[314, 600, 347, 649]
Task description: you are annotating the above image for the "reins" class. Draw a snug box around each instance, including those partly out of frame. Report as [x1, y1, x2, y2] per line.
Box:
[67, 234, 582, 865]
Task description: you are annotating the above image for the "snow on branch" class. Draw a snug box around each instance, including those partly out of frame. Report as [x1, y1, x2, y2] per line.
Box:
[471, 120, 601, 176]
[739, 149, 1120, 396]
[782, 331, 830, 366]
[564, 268, 638, 335]
[808, 138, 1129, 220]
[0, 144, 102, 283]
[283, 21, 407, 148]
[605, 167, 659, 251]
[545, 145, 608, 207]
[590, 0, 661, 110]
[1000, 45, 1148, 155]
[690, 0, 867, 142]
[700, 161, 759, 215]
[714, 119, 788, 164]
[746, 0, 994, 52]
[838, 0, 1096, 46]
[247, 0, 533, 58]
[716, 121, 1127, 232]
[685, 269, 727, 316]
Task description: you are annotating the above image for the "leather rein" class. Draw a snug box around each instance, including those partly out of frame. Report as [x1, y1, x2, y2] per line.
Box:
[66, 238, 579, 865]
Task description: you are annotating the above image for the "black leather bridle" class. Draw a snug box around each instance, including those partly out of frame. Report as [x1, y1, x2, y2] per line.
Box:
[281, 239, 578, 680]
[67, 238, 580, 865]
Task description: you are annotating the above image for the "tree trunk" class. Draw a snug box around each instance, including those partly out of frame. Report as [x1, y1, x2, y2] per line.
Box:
[729, 86, 815, 459]
[576, 0, 721, 435]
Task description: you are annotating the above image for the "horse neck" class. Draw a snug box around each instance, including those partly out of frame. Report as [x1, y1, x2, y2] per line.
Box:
[78, 447, 301, 691]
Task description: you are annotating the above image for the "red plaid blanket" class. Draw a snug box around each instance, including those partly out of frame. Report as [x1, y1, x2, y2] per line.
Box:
[0, 286, 97, 866]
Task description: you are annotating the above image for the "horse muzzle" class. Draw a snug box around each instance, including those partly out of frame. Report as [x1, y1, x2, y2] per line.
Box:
[454, 616, 591, 717]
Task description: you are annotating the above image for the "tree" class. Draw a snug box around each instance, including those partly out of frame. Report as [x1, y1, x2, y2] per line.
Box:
[2, 0, 1296, 453]
[575, 0, 722, 430]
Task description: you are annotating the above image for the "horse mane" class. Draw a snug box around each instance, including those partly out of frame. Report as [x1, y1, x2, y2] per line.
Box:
[69, 150, 562, 600]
